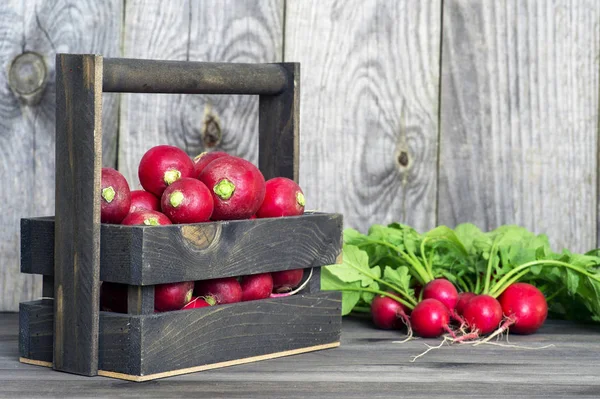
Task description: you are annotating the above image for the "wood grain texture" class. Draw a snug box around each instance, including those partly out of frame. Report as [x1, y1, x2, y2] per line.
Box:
[118, 0, 283, 190]
[284, 0, 441, 234]
[259, 63, 299, 181]
[19, 291, 342, 378]
[54, 54, 102, 376]
[9, 313, 600, 397]
[21, 212, 342, 285]
[0, 0, 121, 312]
[438, 0, 600, 253]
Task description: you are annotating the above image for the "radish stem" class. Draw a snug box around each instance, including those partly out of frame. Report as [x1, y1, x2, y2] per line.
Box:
[333, 287, 415, 310]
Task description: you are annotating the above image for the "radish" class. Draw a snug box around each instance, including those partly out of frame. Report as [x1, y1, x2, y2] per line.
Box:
[410, 298, 455, 338]
[255, 177, 305, 218]
[422, 278, 459, 311]
[240, 273, 273, 301]
[121, 209, 172, 226]
[138, 145, 195, 197]
[271, 268, 304, 293]
[193, 151, 229, 178]
[370, 293, 410, 330]
[198, 156, 266, 220]
[462, 294, 503, 335]
[155, 281, 194, 312]
[194, 277, 243, 304]
[100, 282, 128, 313]
[129, 190, 160, 213]
[101, 168, 131, 224]
[182, 296, 212, 309]
[160, 177, 214, 223]
[455, 292, 476, 316]
[498, 282, 548, 335]
[475, 283, 548, 346]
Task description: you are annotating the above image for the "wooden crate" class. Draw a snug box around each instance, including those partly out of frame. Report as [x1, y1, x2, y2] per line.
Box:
[18, 54, 343, 382]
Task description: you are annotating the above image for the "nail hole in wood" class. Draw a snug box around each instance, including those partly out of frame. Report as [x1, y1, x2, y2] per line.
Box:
[397, 151, 409, 167]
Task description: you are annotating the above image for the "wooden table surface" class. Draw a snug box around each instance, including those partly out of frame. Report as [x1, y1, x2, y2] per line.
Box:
[2, 312, 600, 399]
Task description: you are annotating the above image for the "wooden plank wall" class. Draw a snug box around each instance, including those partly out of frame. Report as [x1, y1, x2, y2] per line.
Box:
[1, 0, 599, 310]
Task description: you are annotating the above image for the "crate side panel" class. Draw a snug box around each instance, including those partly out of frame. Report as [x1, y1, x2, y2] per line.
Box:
[137, 212, 343, 285]
[20, 217, 54, 275]
[138, 292, 341, 376]
[98, 312, 142, 375]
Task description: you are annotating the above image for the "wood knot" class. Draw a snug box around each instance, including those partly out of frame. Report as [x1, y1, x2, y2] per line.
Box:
[202, 113, 222, 148]
[8, 52, 48, 105]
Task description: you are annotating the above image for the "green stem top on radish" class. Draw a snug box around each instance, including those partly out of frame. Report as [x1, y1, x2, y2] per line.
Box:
[213, 178, 236, 200]
[169, 191, 184, 208]
[102, 186, 116, 203]
[296, 191, 305, 207]
[163, 169, 182, 185]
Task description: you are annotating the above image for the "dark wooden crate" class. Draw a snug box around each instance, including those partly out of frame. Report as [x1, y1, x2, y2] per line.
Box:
[18, 54, 343, 381]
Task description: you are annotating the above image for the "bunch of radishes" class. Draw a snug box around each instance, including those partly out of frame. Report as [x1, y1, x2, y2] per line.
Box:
[101, 144, 306, 226]
[99, 144, 308, 313]
[370, 278, 548, 343]
[100, 268, 306, 313]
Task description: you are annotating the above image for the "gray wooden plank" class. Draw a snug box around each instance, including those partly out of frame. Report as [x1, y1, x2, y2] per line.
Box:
[284, 0, 441, 234]
[53, 53, 102, 376]
[118, 0, 284, 189]
[6, 312, 600, 398]
[0, 0, 122, 312]
[438, 0, 600, 253]
[21, 212, 342, 285]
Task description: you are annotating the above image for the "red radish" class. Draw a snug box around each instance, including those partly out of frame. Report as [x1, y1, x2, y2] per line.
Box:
[198, 156, 266, 220]
[462, 294, 503, 335]
[422, 279, 459, 311]
[160, 178, 214, 223]
[138, 145, 195, 197]
[271, 269, 304, 293]
[498, 282, 548, 335]
[155, 281, 194, 312]
[410, 298, 454, 338]
[370, 293, 410, 330]
[121, 209, 172, 226]
[182, 296, 212, 309]
[100, 282, 128, 313]
[194, 277, 243, 304]
[101, 168, 131, 224]
[129, 190, 160, 213]
[255, 177, 305, 218]
[240, 273, 273, 301]
[193, 151, 229, 178]
[455, 292, 476, 316]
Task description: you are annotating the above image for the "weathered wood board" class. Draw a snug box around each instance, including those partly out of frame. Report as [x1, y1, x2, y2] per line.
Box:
[21, 213, 342, 285]
[0, 0, 121, 311]
[117, 0, 284, 189]
[19, 292, 342, 381]
[285, 0, 442, 234]
[437, 0, 600, 254]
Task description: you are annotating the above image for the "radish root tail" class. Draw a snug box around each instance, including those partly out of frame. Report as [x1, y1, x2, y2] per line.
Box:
[269, 268, 314, 298]
[473, 317, 515, 346]
[410, 336, 452, 362]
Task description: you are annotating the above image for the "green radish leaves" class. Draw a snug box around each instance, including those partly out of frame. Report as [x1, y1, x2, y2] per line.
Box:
[322, 221, 600, 323]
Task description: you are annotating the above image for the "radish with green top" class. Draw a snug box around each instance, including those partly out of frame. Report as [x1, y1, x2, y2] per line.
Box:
[160, 177, 213, 223]
[138, 145, 195, 197]
[129, 190, 160, 213]
[193, 151, 229, 178]
[271, 269, 304, 293]
[410, 298, 455, 338]
[240, 273, 273, 301]
[101, 167, 131, 224]
[194, 277, 243, 304]
[256, 177, 305, 218]
[155, 281, 195, 312]
[198, 155, 266, 220]
[461, 294, 503, 336]
[370, 293, 410, 330]
[121, 209, 172, 226]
